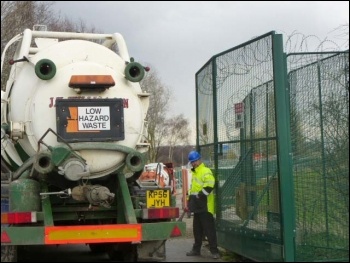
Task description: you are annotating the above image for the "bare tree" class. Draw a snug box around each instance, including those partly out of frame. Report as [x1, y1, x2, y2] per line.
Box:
[1, 1, 56, 45]
[165, 114, 191, 161]
[330, 23, 349, 50]
[140, 66, 172, 162]
[1, 1, 98, 90]
[1, 1, 55, 90]
[140, 69, 192, 163]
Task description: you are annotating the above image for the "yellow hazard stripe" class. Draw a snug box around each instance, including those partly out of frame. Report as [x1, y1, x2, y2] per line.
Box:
[45, 224, 141, 244]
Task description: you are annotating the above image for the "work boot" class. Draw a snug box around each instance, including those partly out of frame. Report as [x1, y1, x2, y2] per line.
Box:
[211, 252, 220, 259]
[186, 250, 201, 256]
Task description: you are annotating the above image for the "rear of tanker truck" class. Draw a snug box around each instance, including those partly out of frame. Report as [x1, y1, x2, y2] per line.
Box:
[1, 26, 185, 262]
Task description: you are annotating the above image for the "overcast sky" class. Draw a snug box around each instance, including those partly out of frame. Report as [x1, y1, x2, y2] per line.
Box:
[53, 1, 349, 137]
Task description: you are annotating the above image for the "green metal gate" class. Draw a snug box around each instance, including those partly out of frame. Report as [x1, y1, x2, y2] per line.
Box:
[195, 31, 349, 262]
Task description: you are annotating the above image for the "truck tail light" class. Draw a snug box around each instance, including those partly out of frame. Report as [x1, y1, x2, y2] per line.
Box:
[1, 212, 37, 224]
[142, 207, 179, 219]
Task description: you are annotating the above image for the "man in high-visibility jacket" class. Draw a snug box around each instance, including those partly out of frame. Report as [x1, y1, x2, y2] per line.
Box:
[185, 150, 220, 259]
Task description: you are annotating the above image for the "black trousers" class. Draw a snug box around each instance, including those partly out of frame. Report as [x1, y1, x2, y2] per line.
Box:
[192, 211, 219, 254]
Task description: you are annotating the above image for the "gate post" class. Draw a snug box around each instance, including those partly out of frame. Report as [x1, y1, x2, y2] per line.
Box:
[273, 33, 295, 262]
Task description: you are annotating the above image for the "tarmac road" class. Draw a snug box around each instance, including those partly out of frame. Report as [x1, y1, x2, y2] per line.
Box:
[164, 216, 225, 262]
[164, 191, 226, 262]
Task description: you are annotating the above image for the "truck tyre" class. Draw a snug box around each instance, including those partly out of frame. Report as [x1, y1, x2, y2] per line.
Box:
[88, 243, 107, 253]
[107, 243, 137, 261]
[1, 245, 17, 262]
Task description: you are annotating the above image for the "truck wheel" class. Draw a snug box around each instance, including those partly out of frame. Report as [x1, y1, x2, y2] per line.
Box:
[88, 243, 107, 253]
[1, 245, 17, 262]
[107, 243, 137, 261]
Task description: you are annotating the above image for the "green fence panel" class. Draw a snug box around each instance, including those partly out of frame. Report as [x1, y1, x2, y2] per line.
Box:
[195, 30, 349, 262]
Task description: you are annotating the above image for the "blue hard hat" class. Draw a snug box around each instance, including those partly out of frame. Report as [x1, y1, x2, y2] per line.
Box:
[188, 151, 201, 162]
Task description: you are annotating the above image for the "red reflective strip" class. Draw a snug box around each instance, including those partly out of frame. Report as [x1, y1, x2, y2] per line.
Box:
[45, 224, 142, 244]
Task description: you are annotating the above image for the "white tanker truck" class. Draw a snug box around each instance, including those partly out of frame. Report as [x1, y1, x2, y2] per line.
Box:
[1, 26, 184, 262]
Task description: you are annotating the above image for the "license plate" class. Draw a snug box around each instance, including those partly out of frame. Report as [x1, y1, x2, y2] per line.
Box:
[146, 189, 170, 208]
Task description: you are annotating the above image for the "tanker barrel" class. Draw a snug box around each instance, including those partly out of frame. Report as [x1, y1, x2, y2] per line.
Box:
[9, 178, 41, 211]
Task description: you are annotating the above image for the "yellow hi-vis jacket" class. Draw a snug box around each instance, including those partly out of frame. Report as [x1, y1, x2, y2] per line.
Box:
[188, 163, 215, 215]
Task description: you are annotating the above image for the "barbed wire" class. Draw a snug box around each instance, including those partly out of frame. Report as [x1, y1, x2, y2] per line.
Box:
[196, 29, 348, 141]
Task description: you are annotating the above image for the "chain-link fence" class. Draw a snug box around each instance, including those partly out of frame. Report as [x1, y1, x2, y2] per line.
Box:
[195, 31, 349, 262]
